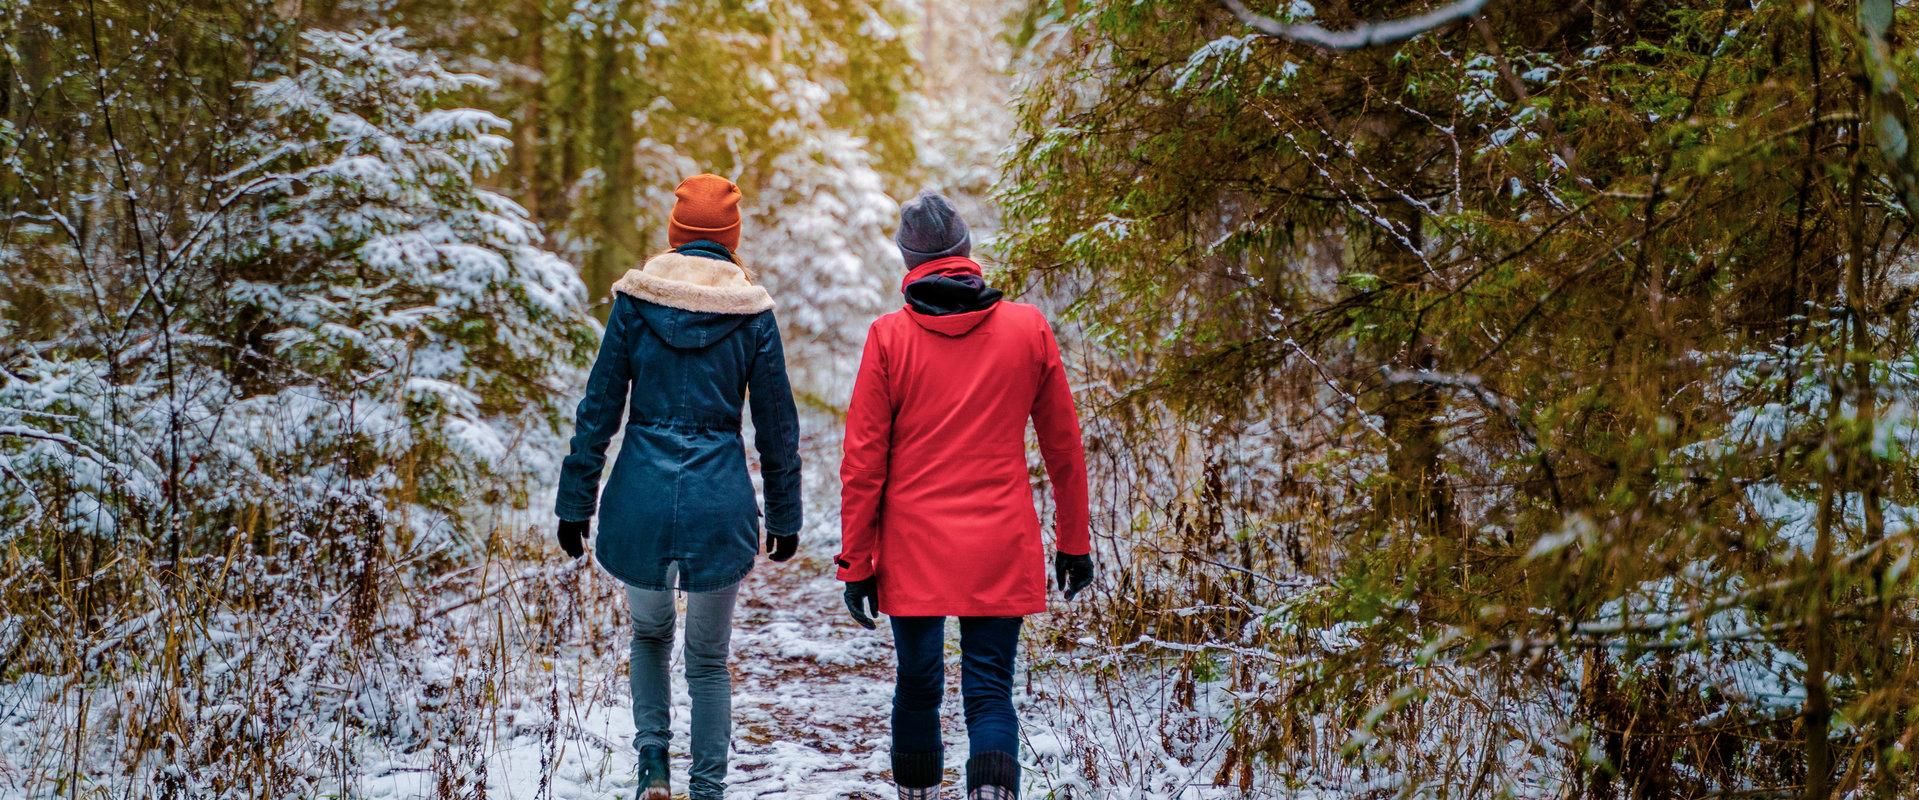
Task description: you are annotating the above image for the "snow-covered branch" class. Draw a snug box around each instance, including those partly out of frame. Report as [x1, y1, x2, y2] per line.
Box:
[0, 425, 119, 474]
[0, 453, 43, 524]
[1216, 0, 1489, 50]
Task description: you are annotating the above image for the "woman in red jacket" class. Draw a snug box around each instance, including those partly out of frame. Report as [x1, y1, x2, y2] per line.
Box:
[836, 191, 1094, 800]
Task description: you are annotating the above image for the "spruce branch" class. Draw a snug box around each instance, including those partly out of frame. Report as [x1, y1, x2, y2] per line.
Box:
[1215, 0, 1490, 50]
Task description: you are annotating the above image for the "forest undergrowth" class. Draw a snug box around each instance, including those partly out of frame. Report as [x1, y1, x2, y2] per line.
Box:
[13, 0, 1919, 797]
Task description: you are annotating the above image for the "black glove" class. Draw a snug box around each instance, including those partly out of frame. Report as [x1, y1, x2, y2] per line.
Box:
[557, 518, 590, 559]
[765, 531, 799, 562]
[1055, 552, 1093, 601]
[843, 577, 880, 629]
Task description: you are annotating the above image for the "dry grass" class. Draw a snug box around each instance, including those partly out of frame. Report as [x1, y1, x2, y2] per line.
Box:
[0, 500, 634, 799]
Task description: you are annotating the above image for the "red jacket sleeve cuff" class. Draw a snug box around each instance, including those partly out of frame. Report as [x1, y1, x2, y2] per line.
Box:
[834, 556, 874, 582]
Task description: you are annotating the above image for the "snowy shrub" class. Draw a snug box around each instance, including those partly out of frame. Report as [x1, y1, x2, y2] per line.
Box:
[204, 28, 592, 545]
[749, 132, 901, 406]
[0, 14, 594, 795]
[0, 358, 164, 540]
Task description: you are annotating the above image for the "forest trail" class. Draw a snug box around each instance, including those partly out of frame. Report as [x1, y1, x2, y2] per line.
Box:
[477, 541, 990, 800]
[700, 549, 902, 798]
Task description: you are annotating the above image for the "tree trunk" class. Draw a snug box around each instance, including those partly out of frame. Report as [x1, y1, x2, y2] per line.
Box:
[585, 10, 635, 315]
[517, 0, 545, 222]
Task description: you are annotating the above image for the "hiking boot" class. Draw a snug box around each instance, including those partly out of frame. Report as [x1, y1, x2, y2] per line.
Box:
[635, 744, 671, 800]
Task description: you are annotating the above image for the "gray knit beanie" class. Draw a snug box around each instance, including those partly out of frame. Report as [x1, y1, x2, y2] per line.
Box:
[896, 190, 971, 269]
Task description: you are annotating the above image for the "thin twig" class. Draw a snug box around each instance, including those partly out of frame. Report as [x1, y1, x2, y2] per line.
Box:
[1216, 0, 1491, 51]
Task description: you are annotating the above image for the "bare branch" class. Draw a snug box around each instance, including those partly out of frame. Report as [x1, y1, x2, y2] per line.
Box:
[0, 453, 45, 525]
[1383, 368, 1564, 506]
[376, 559, 589, 635]
[1216, 0, 1489, 50]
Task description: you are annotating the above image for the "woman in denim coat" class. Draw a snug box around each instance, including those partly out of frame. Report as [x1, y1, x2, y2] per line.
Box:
[555, 173, 802, 800]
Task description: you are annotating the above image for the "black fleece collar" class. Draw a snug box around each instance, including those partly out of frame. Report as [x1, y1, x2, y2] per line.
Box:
[904, 271, 1003, 316]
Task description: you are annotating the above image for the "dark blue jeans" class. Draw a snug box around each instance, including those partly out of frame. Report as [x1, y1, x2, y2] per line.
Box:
[890, 616, 1023, 762]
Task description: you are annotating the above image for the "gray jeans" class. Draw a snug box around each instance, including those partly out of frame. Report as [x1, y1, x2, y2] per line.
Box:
[628, 565, 739, 800]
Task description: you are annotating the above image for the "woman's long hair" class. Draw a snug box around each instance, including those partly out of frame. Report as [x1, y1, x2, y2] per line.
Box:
[656, 245, 756, 282]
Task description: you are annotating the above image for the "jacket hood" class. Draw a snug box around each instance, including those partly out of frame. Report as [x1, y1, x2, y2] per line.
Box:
[635, 302, 752, 349]
[905, 265, 1003, 317]
[613, 252, 773, 315]
[613, 252, 771, 349]
[901, 256, 998, 337]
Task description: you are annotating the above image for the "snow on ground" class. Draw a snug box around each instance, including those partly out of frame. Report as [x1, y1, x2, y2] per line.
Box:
[341, 538, 1082, 800]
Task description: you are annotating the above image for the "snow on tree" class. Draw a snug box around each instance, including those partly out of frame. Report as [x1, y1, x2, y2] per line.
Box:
[209, 27, 591, 545]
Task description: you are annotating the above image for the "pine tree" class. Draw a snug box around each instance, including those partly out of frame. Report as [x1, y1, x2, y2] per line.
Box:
[1005, 0, 1919, 791]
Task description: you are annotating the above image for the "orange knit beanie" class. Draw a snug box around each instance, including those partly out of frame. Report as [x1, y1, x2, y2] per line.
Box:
[668, 173, 743, 251]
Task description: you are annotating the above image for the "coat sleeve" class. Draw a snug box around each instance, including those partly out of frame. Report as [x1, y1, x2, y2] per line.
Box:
[1031, 316, 1090, 556]
[555, 296, 636, 521]
[835, 322, 893, 582]
[749, 312, 804, 536]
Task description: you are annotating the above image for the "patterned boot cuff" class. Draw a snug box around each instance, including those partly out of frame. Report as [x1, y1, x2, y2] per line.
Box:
[965, 751, 1020, 797]
[892, 749, 944, 791]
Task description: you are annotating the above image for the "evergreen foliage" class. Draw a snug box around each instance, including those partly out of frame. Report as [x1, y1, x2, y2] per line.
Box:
[0, 0, 922, 790]
[366, 0, 921, 398]
[2, 3, 589, 556]
[1007, 0, 1919, 792]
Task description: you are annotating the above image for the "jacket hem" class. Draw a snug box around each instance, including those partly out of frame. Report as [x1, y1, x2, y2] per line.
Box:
[879, 601, 1045, 617]
[597, 555, 754, 594]
[681, 558, 755, 593]
[596, 557, 662, 592]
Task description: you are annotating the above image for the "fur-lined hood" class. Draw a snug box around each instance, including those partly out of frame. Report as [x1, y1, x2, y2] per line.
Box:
[612, 252, 774, 315]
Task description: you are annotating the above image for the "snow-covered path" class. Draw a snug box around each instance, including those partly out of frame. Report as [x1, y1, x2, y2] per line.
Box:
[714, 552, 904, 798]
[475, 542, 989, 800]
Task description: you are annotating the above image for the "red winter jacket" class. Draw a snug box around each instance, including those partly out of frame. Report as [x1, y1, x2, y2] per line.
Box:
[834, 256, 1090, 617]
